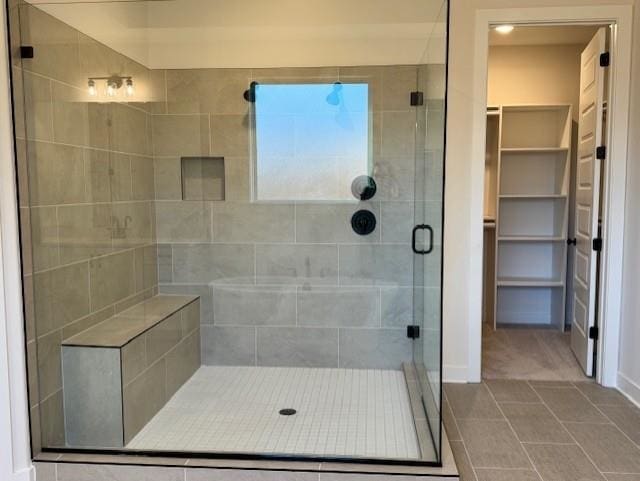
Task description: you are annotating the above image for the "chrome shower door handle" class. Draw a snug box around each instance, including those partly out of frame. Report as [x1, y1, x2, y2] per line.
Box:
[412, 224, 434, 255]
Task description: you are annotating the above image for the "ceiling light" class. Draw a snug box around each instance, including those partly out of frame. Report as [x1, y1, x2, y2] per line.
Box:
[495, 25, 515, 34]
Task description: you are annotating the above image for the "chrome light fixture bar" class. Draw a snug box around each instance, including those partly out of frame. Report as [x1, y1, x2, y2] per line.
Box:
[87, 75, 134, 97]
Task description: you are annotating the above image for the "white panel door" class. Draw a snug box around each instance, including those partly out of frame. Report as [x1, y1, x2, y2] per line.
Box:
[570, 28, 607, 376]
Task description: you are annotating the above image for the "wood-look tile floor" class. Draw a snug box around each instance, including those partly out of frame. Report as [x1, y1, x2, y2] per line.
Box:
[445, 380, 640, 481]
[482, 324, 588, 381]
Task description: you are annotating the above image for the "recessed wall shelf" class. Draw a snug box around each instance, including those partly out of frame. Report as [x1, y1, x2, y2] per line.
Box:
[181, 157, 225, 201]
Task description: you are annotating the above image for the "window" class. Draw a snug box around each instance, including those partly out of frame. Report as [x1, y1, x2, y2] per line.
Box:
[253, 82, 370, 201]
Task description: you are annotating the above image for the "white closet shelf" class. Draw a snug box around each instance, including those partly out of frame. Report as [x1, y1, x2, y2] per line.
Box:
[498, 236, 565, 242]
[497, 278, 564, 287]
[501, 147, 569, 153]
[499, 194, 567, 199]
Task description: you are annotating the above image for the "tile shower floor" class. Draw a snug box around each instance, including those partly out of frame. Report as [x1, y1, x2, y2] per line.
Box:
[127, 366, 421, 460]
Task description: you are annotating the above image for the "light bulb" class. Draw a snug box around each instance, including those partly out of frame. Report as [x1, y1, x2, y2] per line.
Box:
[88, 79, 96, 96]
[495, 25, 514, 34]
[106, 81, 116, 97]
[125, 78, 134, 97]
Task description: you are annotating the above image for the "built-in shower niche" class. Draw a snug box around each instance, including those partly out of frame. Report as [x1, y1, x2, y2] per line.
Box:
[181, 157, 225, 201]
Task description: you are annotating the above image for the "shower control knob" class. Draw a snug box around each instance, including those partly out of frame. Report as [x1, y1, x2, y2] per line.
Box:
[351, 175, 377, 201]
[351, 210, 377, 236]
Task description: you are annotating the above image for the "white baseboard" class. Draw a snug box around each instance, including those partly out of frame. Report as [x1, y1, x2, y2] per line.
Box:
[443, 365, 469, 383]
[6, 466, 34, 481]
[617, 372, 640, 408]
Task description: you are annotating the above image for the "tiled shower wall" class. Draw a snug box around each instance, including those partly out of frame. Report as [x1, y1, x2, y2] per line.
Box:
[11, 0, 445, 451]
[10, 2, 159, 449]
[151, 67, 443, 369]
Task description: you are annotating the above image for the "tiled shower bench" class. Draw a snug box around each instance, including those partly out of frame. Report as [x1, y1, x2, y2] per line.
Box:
[61, 294, 201, 448]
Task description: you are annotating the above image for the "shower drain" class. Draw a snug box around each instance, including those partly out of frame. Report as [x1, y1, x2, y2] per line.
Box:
[279, 408, 297, 416]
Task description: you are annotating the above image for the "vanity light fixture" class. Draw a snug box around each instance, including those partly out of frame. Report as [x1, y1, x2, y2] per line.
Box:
[87, 75, 134, 97]
[495, 24, 515, 34]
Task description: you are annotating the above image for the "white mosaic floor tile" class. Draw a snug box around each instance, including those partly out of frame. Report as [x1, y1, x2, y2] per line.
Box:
[127, 366, 420, 460]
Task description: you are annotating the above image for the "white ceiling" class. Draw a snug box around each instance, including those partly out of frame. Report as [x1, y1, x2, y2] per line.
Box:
[489, 25, 601, 47]
[28, 0, 448, 69]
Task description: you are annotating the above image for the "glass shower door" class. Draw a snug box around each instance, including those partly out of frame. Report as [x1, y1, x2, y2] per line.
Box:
[411, 0, 448, 464]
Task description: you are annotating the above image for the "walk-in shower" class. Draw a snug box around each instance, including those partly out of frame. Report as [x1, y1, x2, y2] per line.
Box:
[8, 0, 448, 466]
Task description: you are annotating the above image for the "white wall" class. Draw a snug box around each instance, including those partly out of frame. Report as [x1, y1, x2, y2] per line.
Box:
[444, 0, 640, 406]
[487, 44, 582, 115]
[618, 1, 640, 403]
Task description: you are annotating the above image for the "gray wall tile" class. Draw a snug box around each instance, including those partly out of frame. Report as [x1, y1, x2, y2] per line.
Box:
[27, 141, 85, 205]
[297, 287, 379, 327]
[123, 358, 167, 443]
[256, 244, 338, 285]
[210, 114, 250, 157]
[112, 202, 153, 248]
[172, 244, 254, 284]
[122, 335, 147, 385]
[381, 287, 412, 327]
[187, 468, 318, 481]
[34, 262, 90, 335]
[339, 244, 413, 286]
[380, 202, 413, 243]
[21, 5, 82, 87]
[146, 312, 182, 364]
[40, 389, 65, 446]
[182, 299, 201, 334]
[213, 285, 296, 326]
[339, 328, 411, 369]
[51, 80, 88, 146]
[166, 329, 200, 398]
[166, 69, 250, 115]
[131, 156, 156, 200]
[135, 245, 159, 293]
[58, 204, 112, 264]
[152, 114, 210, 157]
[112, 103, 150, 155]
[23, 70, 53, 141]
[201, 325, 255, 366]
[62, 346, 123, 447]
[37, 329, 62, 398]
[89, 250, 136, 311]
[211, 203, 295, 243]
[30, 206, 59, 271]
[157, 244, 173, 283]
[160, 284, 214, 324]
[154, 157, 182, 200]
[257, 327, 339, 368]
[295, 202, 380, 243]
[56, 463, 184, 481]
[156, 201, 212, 243]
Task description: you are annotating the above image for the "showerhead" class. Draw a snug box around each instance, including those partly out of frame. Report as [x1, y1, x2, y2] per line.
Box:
[326, 82, 343, 106]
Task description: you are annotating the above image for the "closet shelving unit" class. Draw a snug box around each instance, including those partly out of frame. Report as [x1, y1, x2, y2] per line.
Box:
[492, 105, 572, 330]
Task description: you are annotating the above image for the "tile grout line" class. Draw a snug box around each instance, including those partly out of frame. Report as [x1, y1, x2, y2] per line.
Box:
[484, 383, 545, 481]
[575, 384, 640, 451]
[527, 380, 613, 479]
[444, 389, 480, 481]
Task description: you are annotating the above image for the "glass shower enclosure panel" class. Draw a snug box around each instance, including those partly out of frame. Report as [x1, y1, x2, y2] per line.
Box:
[412, 0, 448, 463]
[6, 0, 448, 467]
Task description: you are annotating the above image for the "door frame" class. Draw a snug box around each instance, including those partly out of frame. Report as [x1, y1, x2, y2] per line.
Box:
[468, 5, 633, 386]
